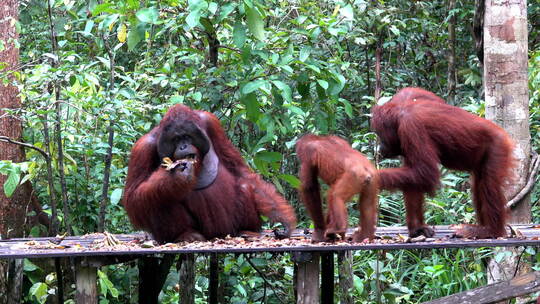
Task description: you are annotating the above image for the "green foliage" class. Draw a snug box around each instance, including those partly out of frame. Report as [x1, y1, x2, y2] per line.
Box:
[0, 161, 35, 197]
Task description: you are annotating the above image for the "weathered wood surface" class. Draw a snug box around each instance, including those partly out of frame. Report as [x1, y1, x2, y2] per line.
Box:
[422, 270, 540, 304]
[1, 225, 540, 259]
[294, 252, 320, 304]
[178, 253, 195, 304]
[75, 262, 97, 304]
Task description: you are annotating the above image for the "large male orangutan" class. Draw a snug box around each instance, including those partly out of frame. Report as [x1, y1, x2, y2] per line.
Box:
[371, 87, 514, 238]
[123, 105, 296, 243]
[296, 134, 379, 242]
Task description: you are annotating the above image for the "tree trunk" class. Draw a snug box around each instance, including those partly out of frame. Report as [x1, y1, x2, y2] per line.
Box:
[447, 0, 457, 105]
[483, 1, 531, 303]
[0, 1, 29, 303]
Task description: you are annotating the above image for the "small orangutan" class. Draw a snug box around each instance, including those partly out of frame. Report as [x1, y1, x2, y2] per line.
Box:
[123, 104, 296, 243]
[371, 87, 515, 239]
[296, 134, 379, 242]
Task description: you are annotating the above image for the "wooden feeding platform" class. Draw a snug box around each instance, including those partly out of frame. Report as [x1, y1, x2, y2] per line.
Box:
[1, 224, 540, 304]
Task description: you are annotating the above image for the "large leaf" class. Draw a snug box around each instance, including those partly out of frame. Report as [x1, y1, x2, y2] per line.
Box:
[278, 174, 300, 188]
[246, 6, 265, 41]
[29, 282, 48, 304]
[256, 151, 282, 163]
[272, 80, 292, 102]
[127, 23, 146, 51]
[241, 93, 260, 122]
[186, 0, 209, 28]
[3, 169, 20, 198]
[233, 20, 246, 48]
[136, 7, 159, 24]
[299, 46, 311, 62]
[110, 188, 123, 205]
[241, 79, 266, 94]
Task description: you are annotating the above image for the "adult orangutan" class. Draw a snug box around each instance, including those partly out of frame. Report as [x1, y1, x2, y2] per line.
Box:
[296, 134, 379, 242]
[371, 87, 514, 238]
[123, 104, 296, 243]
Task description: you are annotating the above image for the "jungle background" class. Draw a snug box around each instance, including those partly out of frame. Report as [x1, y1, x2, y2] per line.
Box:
[0, 0, 539, 303]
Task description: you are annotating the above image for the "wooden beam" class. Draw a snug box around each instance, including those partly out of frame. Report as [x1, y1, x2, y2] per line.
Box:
[294, 252, 320, 304]
[178, 253, 195, 304]
[320, 252, 334, 304]
[423, 271, 540, 304]
[75, 259, 97, 304]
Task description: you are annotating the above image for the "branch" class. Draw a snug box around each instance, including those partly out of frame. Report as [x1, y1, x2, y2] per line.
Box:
[217, 44, 241, 54]
[507, 152, 540, 208]
[0, 136, 49, 160]
[246, 256, 286, 304]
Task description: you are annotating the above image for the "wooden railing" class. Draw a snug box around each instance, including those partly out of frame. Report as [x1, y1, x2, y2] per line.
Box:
[1, 224, 540, 303]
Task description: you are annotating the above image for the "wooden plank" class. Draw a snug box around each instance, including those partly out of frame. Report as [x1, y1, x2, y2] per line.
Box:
[178, 253, 195, 304]
[294, 252, 320, 304]
[320, 252, 334, 304]
[422, 271, 540, 304]
[337, 251, 354, 304]
[1, 225, 540, 259]
[75, 259, 97, 304]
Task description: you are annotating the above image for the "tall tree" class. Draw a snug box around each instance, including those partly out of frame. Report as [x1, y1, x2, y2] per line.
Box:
[483, 0, 532, 298]
[0, 0, 30, 302]
[447, 0, 457, 104]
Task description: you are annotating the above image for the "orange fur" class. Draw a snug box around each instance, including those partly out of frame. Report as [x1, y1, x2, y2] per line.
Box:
[371, 87, 514, 238]
[296, 134, 379, 242]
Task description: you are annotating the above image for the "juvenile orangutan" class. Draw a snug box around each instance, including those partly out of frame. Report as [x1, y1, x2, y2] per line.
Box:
[296, 134, 379, 242]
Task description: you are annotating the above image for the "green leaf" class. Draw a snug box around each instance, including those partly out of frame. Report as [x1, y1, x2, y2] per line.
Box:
[340, 4, 354, 20]
[4, 169, 20, 197]
[92, 3, 115, 15]
[136, 7, 159, 24]
[317, 79, 329, 90]
[169, 95, 185, 104]
[186, 0, 208, 28]
[127, 23, 145, 51]
[217, 3, 237, 23]
[241, 93, 260, 122]
[299, 46, 311, 62]
[287, 105, 305, 116]
[233, 20, 246, 48]
[83, 20, 94, 36]
[278, 174, 300, 188]
[110, 189, 123, 205]
[272, 80, 292, 102]
[341, 99, 353, 118]
[24, 259, 39, 272]
[236, 284, 247, 297]
[256, 151, 282, 163]
[246, 6, 265, 41]
[199, 17, 214, 34]
[353, 275, 364, 294]
[29, 282, 48, 303]
[241, 79, 266, 94]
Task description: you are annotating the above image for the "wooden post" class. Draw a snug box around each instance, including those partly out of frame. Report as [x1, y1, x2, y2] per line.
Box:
[209, 253, 219, 304]
[293, 252, 320, 304]
[338, 251, 353, 304]
[75, 259, 97, 304]
[138, 255, 174, 304]
[320, 252, 334, 304]
[178, 253, 195, 304]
